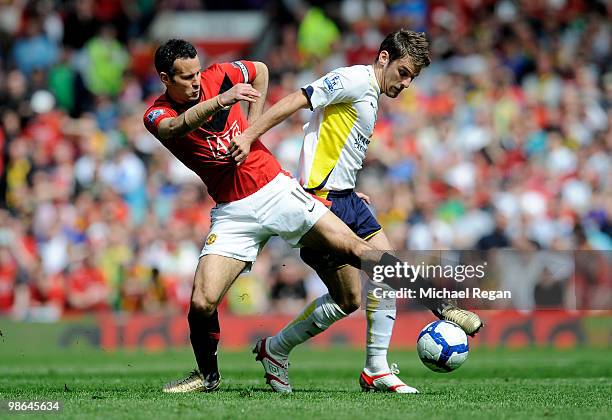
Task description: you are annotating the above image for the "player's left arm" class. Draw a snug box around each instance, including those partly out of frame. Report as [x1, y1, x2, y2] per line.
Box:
[247, 62, 269, 124]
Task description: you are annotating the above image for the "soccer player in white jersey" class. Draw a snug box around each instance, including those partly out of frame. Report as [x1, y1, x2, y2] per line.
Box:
[230, 30, 482, 393]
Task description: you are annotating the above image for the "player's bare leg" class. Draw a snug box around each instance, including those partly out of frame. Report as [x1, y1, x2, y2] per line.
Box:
[164, 255, 247, 393]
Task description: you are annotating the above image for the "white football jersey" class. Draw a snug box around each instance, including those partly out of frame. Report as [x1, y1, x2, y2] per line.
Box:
[298, 65, 381, 197]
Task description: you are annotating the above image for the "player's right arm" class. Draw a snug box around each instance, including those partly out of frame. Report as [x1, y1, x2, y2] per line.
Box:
[151, 84, 262, 140]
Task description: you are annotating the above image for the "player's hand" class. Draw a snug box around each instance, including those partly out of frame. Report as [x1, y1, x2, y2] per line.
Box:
[356, 191, 371, 204]
[218, 83, 261, 106]
[229, 134, 252, 166]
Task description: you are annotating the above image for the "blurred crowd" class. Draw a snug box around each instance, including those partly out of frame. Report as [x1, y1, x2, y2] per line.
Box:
[0, 0, 610, 321]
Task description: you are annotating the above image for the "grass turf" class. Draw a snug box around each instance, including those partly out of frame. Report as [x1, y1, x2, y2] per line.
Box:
[0, 346, 610, 419]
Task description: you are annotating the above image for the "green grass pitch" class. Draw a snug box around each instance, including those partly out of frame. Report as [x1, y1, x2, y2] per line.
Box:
[0, 346, 610, 419]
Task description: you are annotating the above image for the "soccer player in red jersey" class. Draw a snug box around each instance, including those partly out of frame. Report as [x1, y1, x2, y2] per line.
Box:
[144, 39, 480, 394]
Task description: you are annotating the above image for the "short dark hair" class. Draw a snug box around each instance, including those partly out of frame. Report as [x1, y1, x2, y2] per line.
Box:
[377, 29, 430, 69]
[154, 39, 198, 78]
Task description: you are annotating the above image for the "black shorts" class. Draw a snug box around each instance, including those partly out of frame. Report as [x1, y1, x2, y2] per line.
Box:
[300, 189, 382, 272]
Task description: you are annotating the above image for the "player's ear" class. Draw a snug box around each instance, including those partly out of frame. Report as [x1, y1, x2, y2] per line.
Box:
[378, 50, 389, 66]
[160, 72, 172, 86]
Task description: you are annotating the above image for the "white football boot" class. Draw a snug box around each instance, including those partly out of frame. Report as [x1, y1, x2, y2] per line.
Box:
[253, 337, 292, 393]
[162, 370, 221, 393]
[359, 363, 419, 394]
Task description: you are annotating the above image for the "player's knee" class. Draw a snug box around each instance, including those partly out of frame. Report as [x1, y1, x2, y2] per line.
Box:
[328, 232, 370, 263]
[338, 296, 361, 314]
[332, 290, 361, 314]
[190, 295, 217, 318]
[348, 239, 374, 262]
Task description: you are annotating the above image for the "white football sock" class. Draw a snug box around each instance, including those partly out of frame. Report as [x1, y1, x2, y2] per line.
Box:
[269, 294, 347, 358]
[365, 284, 396, 373]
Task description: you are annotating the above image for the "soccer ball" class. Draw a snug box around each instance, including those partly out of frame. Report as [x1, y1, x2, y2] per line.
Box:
[417, 320, 469, 372]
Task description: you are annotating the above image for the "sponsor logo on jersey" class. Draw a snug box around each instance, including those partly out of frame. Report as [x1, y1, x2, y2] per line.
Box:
[205, 120, 241, 159]
[206, 233, 217, 245]
[323, 73, 343, 94]
[353, 133, 371, 152]
[147, 109, 164, 123]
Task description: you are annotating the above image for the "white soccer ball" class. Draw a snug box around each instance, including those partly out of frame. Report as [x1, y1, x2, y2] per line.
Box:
[417, 320, 469, 372]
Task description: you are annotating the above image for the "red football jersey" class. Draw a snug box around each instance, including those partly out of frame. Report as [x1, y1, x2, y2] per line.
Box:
[143, 60, 284, 203]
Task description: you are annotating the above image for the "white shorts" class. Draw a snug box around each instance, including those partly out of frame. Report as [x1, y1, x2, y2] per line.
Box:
[200, 173, 328, 271]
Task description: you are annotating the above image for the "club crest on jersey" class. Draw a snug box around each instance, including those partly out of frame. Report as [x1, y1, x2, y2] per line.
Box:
[205, 120, 241, 159]
[323, 73, 343, 94]
[147, 109, 164, 123]
[206, 233, 217, 245]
